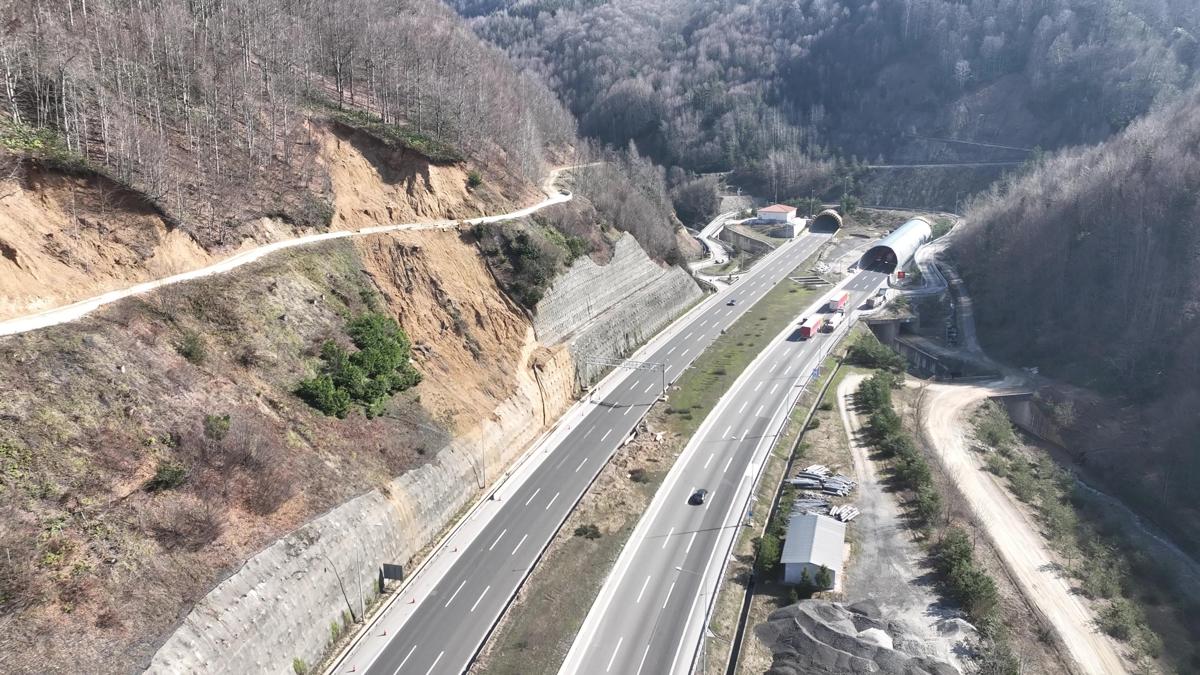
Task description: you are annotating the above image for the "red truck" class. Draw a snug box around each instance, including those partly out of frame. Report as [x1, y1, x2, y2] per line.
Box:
[799, 315, 825, 339]
[827, 292, 849, 313]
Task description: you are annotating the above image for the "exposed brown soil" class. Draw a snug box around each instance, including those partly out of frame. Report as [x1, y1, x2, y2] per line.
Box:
[0, 123, 539, 325]
[0, 222, 566, 673]
[0, 166, 213, 321]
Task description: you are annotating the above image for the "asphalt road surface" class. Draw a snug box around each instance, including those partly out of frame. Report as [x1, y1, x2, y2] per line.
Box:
[357, 232, 835, 675]
[560, 270, 887, 675]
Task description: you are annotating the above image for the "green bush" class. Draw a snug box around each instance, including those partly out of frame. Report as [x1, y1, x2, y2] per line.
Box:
[467, 169, 483, 188]
[753, 534, 782, 573]
[974, 400, 1017, 451]
[574, 524, 602, 539]
[145, 460, 188, 492]
[846, 330, 906, 372]
[175, 330, 208, 364]
[297, 313, 421, 418]
[818, 400, 834, 411]
[292, 657, 308, 675]
[806, 417, 821, 430]
[628, 468, 650, 483]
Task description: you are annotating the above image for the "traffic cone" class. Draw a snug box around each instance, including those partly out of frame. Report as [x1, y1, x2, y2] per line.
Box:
[408, 598, 415, 604]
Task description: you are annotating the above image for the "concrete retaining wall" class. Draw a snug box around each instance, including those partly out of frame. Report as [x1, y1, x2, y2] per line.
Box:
[147, 341, 575, 674]
[533, 233, 702, 386]
[147, 234, 699, 674]
[717, 226, 774, 255]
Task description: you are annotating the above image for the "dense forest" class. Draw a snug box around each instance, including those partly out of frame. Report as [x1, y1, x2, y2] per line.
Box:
[0, 0, 575, 247]
[953, 86, 1200, 555]
[451, 0, 1200, 199]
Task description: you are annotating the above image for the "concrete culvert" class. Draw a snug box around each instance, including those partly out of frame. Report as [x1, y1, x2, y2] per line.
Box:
[860, 216, 932, 273]
[811, 209, 843, 232]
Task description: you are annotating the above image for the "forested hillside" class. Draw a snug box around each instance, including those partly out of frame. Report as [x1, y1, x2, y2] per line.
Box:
[451, 0, 1200, 198]
[953, 87, 1200, 555]
[0, 0, 575, 250]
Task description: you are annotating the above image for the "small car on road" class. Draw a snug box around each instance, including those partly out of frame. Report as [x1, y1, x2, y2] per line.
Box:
[689, 488, 709, 505]
[727, 298, 738, 306]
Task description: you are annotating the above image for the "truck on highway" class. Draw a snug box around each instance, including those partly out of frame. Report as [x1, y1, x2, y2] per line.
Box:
[799, 316, 825, 339]
[827, 292, 849, 313]
[823, 313, 842, 332]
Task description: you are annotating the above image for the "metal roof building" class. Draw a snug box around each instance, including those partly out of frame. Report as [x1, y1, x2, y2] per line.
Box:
[781, 512, 845, 588]
[860, 216, 932, 273]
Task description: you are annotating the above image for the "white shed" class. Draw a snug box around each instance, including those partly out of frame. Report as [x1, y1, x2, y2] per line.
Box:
[781, 513, 845, 589]
[757, 203, 796, 222]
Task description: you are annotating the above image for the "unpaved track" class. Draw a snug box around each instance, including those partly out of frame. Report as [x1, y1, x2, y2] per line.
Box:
[837, 374, 965, 668]
[0, 165, 582, 337]
[919, 381, 1127, 675]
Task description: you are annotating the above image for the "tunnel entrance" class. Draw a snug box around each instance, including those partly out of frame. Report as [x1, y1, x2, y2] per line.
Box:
[810, 209, 843, 233]
[861, 245, 898, 273]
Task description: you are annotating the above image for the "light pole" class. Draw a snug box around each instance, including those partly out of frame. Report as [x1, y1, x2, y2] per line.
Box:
[675, 565, 709, 675]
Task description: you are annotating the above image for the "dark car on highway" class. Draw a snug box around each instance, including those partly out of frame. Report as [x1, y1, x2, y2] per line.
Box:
[689, 488, 709, 505]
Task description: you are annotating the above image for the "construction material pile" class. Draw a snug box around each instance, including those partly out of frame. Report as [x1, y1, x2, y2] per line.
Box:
[828, 505, 860, 523]
[787, 464, 858, 497]
[757, 600, 969, 675]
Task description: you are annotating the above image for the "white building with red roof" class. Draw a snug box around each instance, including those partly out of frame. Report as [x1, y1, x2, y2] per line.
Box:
[757, 203, 797, 222]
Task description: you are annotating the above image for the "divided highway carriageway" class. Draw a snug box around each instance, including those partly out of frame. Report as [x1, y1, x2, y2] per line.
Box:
[348, 229, 849, 675]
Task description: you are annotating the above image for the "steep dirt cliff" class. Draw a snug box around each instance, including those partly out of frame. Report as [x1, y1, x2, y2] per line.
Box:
[0, 123, 534, 323]
[0, 224, 573, 673]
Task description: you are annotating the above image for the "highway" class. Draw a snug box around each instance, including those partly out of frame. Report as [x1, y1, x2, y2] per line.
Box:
[559, 268, 887, 675]
[352, 231, 836, 675]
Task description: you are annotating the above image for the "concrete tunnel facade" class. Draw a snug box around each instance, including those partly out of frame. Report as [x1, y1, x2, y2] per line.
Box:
[811, 209, 843, 231]
[860, 216, 932, 273]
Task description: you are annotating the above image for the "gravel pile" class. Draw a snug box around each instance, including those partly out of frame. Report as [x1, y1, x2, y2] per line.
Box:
[756, 600, 969, 675]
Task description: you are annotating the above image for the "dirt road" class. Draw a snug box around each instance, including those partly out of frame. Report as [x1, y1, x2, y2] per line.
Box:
[919, 381, 1128, 675]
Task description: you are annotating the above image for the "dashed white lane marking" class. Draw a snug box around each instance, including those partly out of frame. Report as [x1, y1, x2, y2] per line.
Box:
[662, 527, 674, 549]
[704, 453, 714, 469]
[770, 383, 779, 395]
[489, 529, 507, 551]
[738, 401, 748, 414]
[755, 405, 764, 416]
[644, 383, 655, 394]
[754, 382, 762, 392]
[741, 429, 750, 441]
[524, 488, 541, 506]
[545, 491, 560, 510]
[768, 363, 776, 373]
[395, 645, 417, 674]
[636, 644, 653, 675]
[512, 533, 529, 556]
[684, 332, 694, 340]
[575, 458, 588, 472]
[704, 492, 715, 510]
[584, 425, 595, 439]
[444, 580, 466, 607]
[722, 425, 731, 437]
[724, 456, 734, 473]
[607, 637, 624, 673]
[423, 651, 444, 675]
[636, 575, 651, 603]
[686, 531, 698, 552]
[601, 428, 613, 442]
[785, 364, 794, 375]
[470, 585, 490, 612]
[667, 346, 677, 355]
[663, 580, 676, 609]
[624, 405, 634, 416]
[699, 320, 707, 327]
[681, 348, 690, 357]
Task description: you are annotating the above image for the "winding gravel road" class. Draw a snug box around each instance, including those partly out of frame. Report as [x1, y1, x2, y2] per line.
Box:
[919, 381, 1127, 675]
[0, 166, 581, 337]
